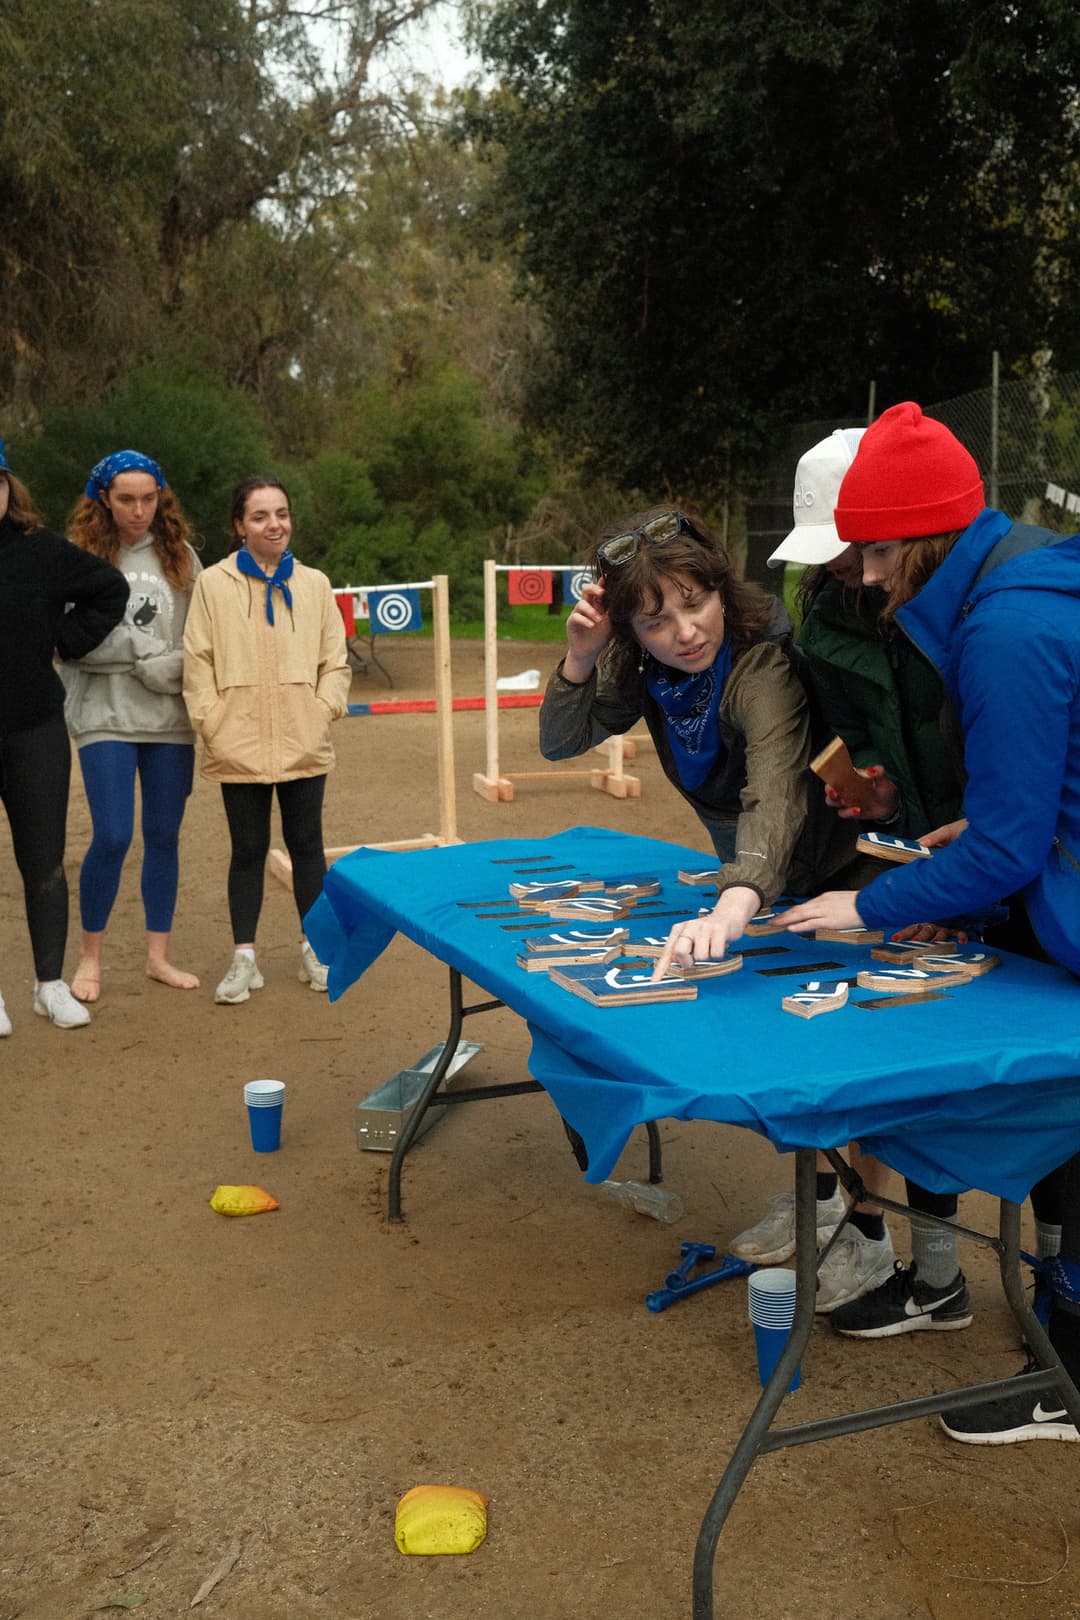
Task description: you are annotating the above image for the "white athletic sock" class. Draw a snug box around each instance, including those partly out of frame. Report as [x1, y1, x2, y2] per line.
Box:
[1037, 1220, 1063, 1260]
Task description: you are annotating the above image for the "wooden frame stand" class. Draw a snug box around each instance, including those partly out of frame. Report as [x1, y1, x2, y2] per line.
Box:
[270, 573, 459, 886]
[470, 558, 641, 803]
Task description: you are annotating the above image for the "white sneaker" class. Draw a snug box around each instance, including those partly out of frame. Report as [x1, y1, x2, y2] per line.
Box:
[33, 980, 91, 1029]
[815, 1223, 898, 1313]
[298, 942, 329, 992]
[215, 952, 265, 1005]
[729, 1187, 846, 1264]
[0, 991, 11, 1037]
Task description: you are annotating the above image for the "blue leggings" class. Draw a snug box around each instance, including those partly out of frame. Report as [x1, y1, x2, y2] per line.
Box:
[78, 741, 194, 933]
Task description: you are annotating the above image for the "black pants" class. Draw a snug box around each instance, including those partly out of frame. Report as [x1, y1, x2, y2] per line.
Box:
[0, 712, 71, 981]
[906, 896, 1069, 1230]
[221, 776, 327, 944]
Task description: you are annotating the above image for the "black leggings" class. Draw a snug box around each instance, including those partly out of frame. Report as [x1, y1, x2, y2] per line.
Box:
[0, 712, 71, 981]
[221, 776, 327, 944]
[906, 897, 1072, 1230]
[902, 1174, 1071, 1225]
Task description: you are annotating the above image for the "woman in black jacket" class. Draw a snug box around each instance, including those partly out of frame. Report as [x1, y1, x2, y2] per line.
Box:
[0, 446, 128, 1031]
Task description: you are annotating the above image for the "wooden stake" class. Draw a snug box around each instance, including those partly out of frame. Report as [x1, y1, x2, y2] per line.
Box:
[431, 573, 457, 844]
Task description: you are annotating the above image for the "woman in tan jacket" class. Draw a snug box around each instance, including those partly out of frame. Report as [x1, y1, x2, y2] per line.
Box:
[183, 477, 351, 1003]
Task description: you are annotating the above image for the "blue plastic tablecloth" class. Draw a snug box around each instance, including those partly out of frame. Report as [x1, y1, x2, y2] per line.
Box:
[306, 825, 1080, 1202]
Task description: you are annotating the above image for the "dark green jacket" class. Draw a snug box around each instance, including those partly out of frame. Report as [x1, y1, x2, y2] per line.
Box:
[798, 577, 965, 838]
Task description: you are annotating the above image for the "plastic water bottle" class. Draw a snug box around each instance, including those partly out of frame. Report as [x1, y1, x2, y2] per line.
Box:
[600, 1179, 685, 1223]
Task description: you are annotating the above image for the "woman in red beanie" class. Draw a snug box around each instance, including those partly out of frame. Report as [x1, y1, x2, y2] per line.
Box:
[783, 401, 1080, 1446]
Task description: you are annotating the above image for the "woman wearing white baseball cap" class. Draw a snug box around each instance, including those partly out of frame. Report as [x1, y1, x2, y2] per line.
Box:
[768, 427, 866, 578]
[769, 426, 966, 838]
[729, 426, 968, 1313]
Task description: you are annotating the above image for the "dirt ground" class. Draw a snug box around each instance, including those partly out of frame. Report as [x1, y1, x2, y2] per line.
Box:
[2, 636, 1078, 1620]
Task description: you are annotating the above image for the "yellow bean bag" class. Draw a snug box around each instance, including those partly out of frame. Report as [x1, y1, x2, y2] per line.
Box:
[209, 1185, 280, 1216]
[394, 1484, 489, 1555]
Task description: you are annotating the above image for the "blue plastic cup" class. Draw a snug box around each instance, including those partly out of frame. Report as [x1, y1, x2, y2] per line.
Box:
[748, 1267, 800, 1392]
[244, 1080, 285, 1152]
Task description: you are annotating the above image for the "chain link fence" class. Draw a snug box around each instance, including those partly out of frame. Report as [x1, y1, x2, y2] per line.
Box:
[745, 368, 1080, 586]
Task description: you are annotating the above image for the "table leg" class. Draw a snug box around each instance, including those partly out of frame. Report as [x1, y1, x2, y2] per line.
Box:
[691, 1167, 1080, 1619]
[995, 1199, 1080, 1431]
[388, 968, 470, 1222]
[691, 1147, 819, 1619]
[386, 965, 667, 1222]
[646, 1120, 663, 1182]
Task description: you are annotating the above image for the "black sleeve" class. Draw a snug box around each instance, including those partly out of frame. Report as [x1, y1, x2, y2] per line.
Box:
[50, 536, 130, 660]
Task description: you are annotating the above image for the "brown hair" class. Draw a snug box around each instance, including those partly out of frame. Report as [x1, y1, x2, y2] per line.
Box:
[794, 558, 870, 627]
[0, 468, 44, 534]
[878, 533, 960, 623]
[69, 482, 198, 593]
[592, 507, 775, 681]
[795, 563, 831, 622]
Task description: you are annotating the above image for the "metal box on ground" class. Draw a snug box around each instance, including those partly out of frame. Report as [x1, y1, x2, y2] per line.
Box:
[355, 1040, 484, 1151]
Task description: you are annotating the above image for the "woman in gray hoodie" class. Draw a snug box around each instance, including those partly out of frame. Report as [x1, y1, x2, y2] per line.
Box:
[63, 451, 202, 1002]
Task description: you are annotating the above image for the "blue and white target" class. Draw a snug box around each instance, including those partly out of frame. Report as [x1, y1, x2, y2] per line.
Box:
[368, 588, 421, 634]
[565, 568, 593, 603]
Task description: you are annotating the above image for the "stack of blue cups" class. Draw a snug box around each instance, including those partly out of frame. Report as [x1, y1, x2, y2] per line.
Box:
[244, 1079, 285, 1152]
[747, 1267, 801, 1391]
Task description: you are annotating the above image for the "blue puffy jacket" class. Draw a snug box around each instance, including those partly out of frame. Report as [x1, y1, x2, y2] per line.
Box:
[855, 507, 1080, 977]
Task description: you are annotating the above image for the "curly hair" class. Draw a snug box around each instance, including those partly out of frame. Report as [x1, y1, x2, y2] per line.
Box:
[69, 482, 198, 593]
[590, 507, 776, 682]
[878, 533, 960, 624]
[0, 468, 44, 535]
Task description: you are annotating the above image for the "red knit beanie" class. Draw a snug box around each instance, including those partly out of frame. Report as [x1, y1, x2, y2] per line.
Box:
[834, 401, 985, 543]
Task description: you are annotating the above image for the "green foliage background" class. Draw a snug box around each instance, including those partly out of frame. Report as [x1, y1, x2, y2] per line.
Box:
[3, 0, 1079, 620]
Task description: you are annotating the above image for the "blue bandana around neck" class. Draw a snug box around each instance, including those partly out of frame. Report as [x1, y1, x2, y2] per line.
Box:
[236, 544, 295, 624]
[646, 640, 733, 790]
[85, 450, 166, 501]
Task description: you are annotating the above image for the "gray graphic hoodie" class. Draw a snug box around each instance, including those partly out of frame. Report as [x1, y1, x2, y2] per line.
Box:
[62, 534, 201, 747]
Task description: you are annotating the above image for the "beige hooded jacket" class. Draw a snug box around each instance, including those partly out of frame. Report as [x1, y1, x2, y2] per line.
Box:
[182, 552, 351, 783]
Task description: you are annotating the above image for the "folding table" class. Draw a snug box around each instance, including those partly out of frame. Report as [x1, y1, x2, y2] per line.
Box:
[307, 825, 1080, 1618]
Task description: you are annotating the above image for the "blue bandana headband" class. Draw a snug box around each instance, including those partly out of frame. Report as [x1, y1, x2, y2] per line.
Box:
[85, 450, 166, 501]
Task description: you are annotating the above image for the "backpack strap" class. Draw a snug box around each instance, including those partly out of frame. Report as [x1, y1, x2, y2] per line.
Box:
[972, 522, 1061, 586]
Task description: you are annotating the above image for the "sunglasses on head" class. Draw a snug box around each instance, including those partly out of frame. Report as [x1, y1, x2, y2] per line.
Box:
[596, 511, 700, 575]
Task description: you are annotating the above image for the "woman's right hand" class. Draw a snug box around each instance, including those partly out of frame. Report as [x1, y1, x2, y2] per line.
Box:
[918, 818, 968, 849]
[562, 581, 613, 683]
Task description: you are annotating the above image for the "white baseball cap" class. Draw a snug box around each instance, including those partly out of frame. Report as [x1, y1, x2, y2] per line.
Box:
[767, 426, 866, 567]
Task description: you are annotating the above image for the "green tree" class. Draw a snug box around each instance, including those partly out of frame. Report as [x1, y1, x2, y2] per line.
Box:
[0, 0, 446, 421]
[468, 0, 1080, 494]
[314, 362, 550, 615]
[14, 367, 279, 561]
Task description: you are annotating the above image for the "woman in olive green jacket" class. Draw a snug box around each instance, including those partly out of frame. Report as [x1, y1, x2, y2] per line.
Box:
[540, 507, 864, 966]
